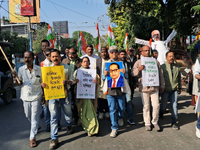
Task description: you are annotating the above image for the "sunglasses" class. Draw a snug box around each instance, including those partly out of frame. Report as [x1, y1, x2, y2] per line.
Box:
[46, 53, 50, 56]
[110, 50, 118, 54]
[69, 52, 77, 55]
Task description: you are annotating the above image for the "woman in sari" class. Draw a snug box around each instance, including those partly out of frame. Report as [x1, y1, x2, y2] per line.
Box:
[73, 57, 99, 136]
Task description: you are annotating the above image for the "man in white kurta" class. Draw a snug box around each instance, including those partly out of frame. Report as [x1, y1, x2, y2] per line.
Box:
[135, 29, 177, 65]
[81, 44, 99, 69]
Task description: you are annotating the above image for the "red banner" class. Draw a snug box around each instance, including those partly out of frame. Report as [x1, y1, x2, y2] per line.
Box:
[21, 0, 36, 16]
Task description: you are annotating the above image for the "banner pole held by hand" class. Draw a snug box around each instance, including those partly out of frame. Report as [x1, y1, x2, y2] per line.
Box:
[0, 46, 20, 83]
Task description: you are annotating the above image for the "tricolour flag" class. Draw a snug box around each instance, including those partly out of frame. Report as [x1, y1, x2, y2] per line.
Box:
[110, 27, 116, 46]
[77, 31, 87, 57]
[108, 25, 111, 47]
[95, 23, 101, 53]
[124, 33, 128, 51]
[47, 24, 55, 48]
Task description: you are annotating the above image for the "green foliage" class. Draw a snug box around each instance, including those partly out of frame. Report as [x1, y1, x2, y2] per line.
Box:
[72, 31, 95, 45]
[0, 30, 28, 55]
[106, 0, 199, 49]
[33, 24, 48, 53]
[59, 37, 76, 54]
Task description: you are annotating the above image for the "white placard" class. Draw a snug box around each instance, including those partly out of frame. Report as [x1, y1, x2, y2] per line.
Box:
[76, 69, 96, 99]
[141, 57, 159, 86]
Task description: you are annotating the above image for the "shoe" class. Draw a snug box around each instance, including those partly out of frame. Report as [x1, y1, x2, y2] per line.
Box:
[110, 129, 117, 138]
[145, 125, 151, 131]
[66, 126, 73, 135]
[196, 127, 200, 138]
[46, 124, 50, 132]
[153, 124, 160, 131]
[118, 118, 124, 127]
[58, 123, 62, 131]
[98, 112, 104, 120]
[105, 112, 110, 119]
[30, 139, 37, 148]
[172, 123, 179, 130]
[127, 119, 135, 125]
[88, 133, 92, 137]
[49, 139, 59, 150]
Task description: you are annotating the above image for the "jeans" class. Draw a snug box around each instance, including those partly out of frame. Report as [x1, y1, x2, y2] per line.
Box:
[43, 104, 61, 125]
[197, 115, 200, 129]
[107, 95, 126, 130]
[23, 99, 42, 140]
[49, 97, 72, 139]
[161, 91, 178, 124]
[126, 94, 133, 119]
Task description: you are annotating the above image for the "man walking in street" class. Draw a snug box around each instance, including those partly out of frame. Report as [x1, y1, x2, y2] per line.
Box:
[118, 49, 135, 125]
[133, 45, 165, 131]
[41, 49, 73, 149]
[81, 44, 99, 69]
[35, 39, 50, 66]
[102, 46, 129, 138]
[62, 47, 81, 124]
[96, 47, 110, 120]
[12, 51, 43, 147]
[160, 51, 181, 130]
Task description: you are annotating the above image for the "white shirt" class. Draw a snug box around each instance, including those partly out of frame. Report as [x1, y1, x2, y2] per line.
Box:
[135, 30, 177, 65]
[50, 62, 73, 89]
[18, 64, 43, 101]
[193, 58, 200, 77]
[81, 54, 100, 69]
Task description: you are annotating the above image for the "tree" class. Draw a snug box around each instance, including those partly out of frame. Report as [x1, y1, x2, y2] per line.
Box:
[0, 30, 28, 55]
[59, 37, 76, 54]
[105, 0, 199, 49]
[33, 24, 48, 53]
[72, 31, 95, 45]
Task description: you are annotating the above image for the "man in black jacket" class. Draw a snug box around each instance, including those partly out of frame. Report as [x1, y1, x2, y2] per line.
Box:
[119, 49, 136, 125]
[35, 39, 50, 66]
[96, 47, 110, 120]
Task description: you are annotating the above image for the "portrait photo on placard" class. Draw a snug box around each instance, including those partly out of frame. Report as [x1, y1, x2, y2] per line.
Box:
[106, 62, 124, 88]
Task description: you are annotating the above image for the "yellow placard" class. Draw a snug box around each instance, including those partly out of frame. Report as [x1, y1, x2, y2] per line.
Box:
[41, 66, 65, 100]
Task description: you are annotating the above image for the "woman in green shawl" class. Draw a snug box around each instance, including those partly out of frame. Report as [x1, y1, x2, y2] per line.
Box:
[73, 57, 99, 136]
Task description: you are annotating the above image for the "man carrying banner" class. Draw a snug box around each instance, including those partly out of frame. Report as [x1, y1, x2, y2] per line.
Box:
[62, 47, 81, 124]
[41, 49, 73, 149]
[35, 39, 50, 66]
[96, 47, 110, 120]
[81, 44, 99, 69]
[133, 45, 165, 131]
[12, 51, 43, 148]
[102, 46, 130, 138]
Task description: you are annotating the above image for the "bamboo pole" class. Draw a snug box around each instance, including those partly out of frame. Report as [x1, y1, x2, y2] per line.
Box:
[0, 46, 20, 83]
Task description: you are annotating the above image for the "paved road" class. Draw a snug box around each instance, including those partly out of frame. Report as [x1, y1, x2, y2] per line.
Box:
[0, 89, 200, 150]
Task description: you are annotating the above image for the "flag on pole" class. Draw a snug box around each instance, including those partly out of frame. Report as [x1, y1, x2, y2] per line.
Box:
[108, 25, 111, 47]
[54, 37, 58, 49]
[95, 23, 101, 53]
[124, 33, 128, 51]
[47, 24, 55, 48]
[110, 28, 116, 46]
[77, 31, 87, 57]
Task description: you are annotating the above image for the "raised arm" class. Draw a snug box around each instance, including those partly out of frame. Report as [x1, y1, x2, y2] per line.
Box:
[135, 38, 149, 46]
[165, 29, 177, 44]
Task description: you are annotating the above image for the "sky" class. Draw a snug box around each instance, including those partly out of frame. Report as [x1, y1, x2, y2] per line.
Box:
[0, 0, 110, 38]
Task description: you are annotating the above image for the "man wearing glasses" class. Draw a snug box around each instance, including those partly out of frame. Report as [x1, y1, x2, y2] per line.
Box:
[102, 46, 127, 138]
[62, 47, 81, 125]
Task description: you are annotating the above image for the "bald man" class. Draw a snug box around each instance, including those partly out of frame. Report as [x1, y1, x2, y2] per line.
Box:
[133, 45, 165, 131]
[135, 29, 177, 65]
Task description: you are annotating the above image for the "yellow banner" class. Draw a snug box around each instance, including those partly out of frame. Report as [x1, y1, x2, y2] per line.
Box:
[9, 0, 40, 23]
[41, 66, 65, 100]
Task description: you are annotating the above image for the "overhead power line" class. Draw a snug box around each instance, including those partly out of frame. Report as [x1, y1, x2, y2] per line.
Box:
[46, 0, 96, 21]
